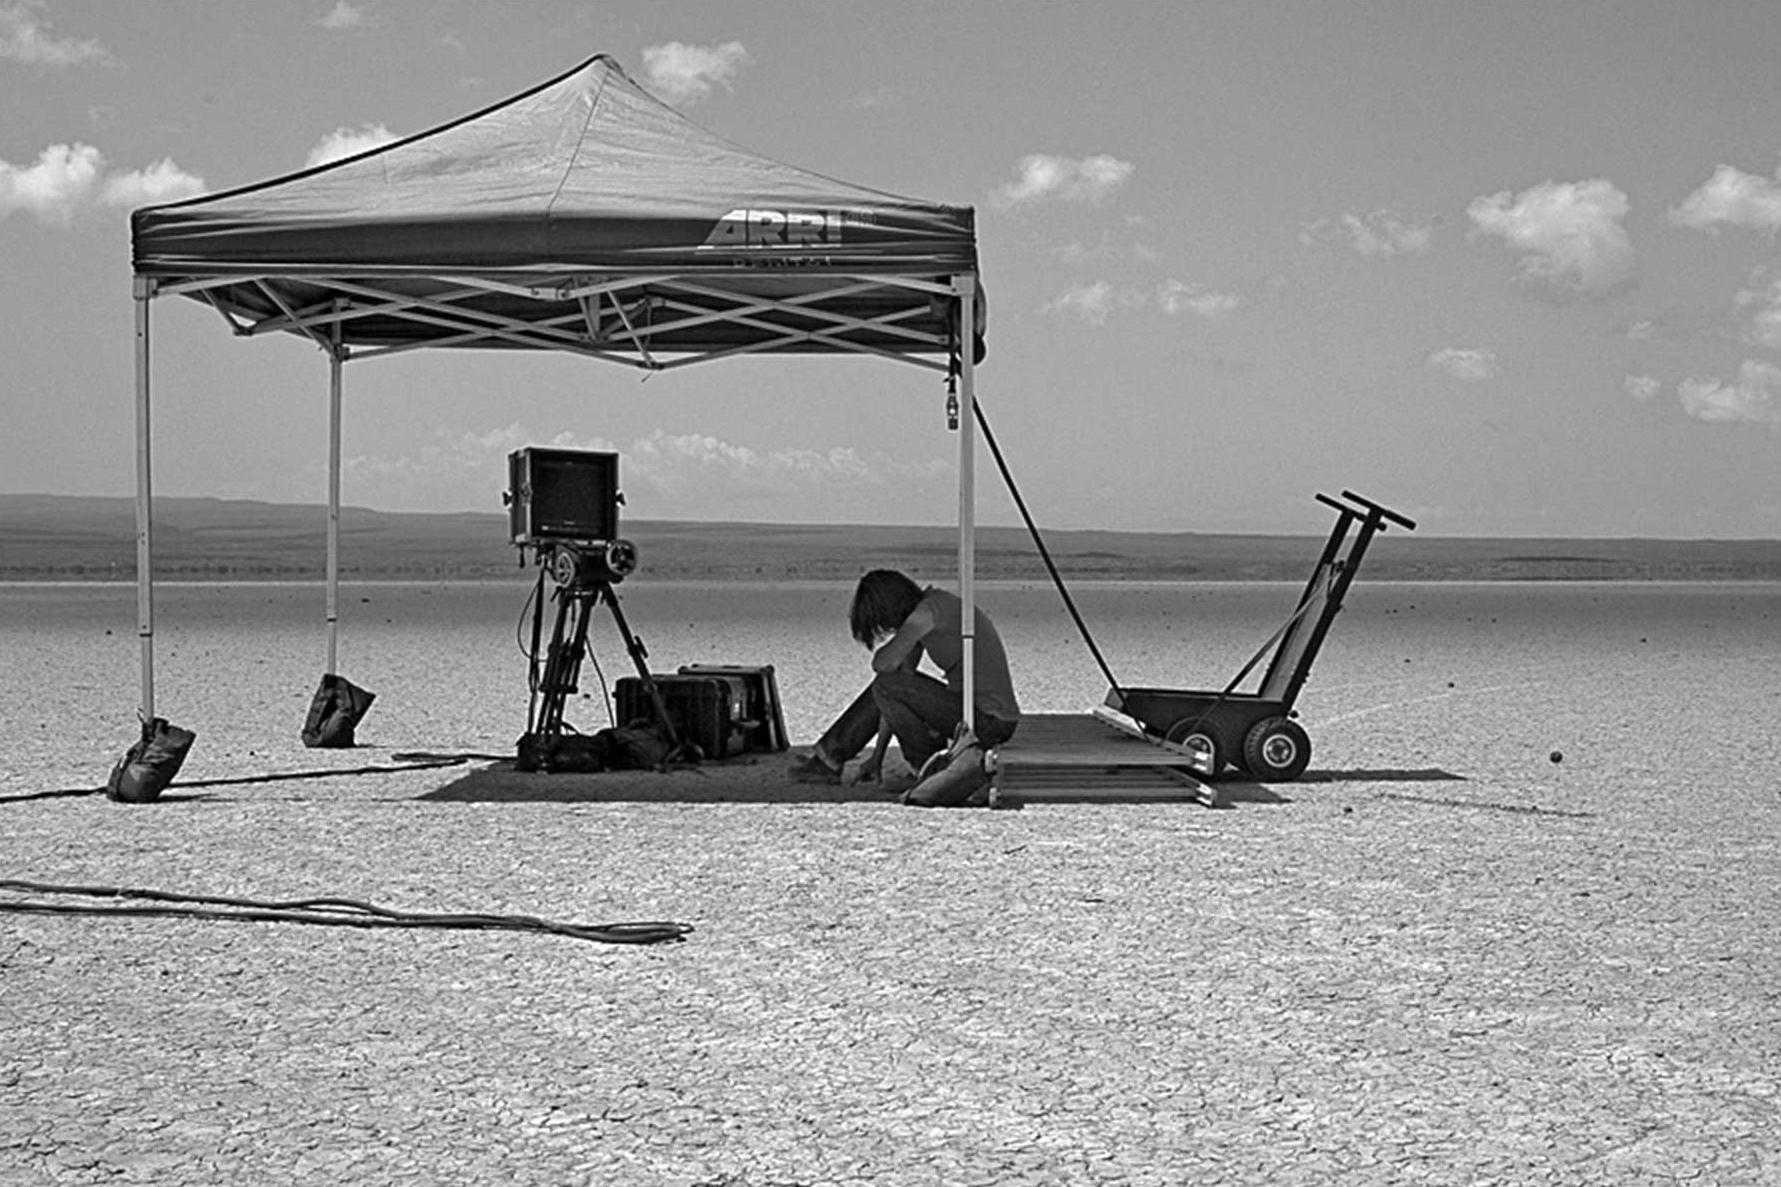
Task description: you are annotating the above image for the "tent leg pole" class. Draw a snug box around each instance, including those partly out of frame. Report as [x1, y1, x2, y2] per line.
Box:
[325, 337, 344, 676]
[133, 278, 156, 724]
[956, 275, 977, 736]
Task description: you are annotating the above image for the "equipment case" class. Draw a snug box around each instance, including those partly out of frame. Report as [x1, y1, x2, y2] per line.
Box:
[615, 665, 786, 760]
[676, 664, 788, 754]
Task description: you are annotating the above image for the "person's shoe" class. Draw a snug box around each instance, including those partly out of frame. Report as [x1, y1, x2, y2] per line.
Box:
[787, 752, 842, 784]
[913, 749, 951, 783]
[901, 744, 987, 807]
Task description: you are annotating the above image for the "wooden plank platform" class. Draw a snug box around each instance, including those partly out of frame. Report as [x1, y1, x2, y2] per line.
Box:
[988, 712, 1217, 806]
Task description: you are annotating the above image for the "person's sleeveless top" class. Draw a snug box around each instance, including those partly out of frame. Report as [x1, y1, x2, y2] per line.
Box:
[917, 588, 1020, 723]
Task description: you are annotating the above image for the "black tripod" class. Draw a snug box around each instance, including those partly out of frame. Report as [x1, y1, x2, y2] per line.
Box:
[520, 548, 685, 766]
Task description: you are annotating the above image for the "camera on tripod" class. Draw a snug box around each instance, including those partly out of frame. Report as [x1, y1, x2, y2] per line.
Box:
[504, 445, 787, 773]
[505, 447, 637, 585]
[506, 446, 675, 768]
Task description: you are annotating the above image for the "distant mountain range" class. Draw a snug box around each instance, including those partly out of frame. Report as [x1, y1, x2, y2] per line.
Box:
[3, 494, 1779, 582]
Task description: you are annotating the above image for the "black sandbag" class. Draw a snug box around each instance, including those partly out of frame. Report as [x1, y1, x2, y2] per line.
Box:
[301, 673, 376, 748]
[516, 731, 611, 773]
[106, 717, 197, 804]
[514, 725, 671, 774]
[606, 724, 672, 770]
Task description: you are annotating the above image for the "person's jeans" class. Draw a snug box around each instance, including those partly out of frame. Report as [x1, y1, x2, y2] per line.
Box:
[815, 669, 1017, 770]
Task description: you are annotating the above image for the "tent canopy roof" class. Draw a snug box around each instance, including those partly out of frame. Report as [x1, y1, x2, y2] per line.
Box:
[132, 53, 982, 369]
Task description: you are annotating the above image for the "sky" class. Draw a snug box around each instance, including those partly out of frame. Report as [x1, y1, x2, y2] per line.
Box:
[4, 0, 1781, 538]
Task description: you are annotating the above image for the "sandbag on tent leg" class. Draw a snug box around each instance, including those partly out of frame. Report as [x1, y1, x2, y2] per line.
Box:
[107, 717, 197, 803]
[301, 673, 376, 748]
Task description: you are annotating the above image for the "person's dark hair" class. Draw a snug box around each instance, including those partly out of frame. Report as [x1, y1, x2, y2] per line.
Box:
[849, 569, 925, 647]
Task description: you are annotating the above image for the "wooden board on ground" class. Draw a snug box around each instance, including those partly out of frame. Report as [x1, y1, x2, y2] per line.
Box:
[990, 713, 1216, 806]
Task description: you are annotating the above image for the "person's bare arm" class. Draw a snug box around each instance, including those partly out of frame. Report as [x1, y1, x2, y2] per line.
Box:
[871, 603, 933, 674]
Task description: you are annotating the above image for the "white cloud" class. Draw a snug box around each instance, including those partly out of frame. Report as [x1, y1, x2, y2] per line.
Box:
[1624, 374, 1661, 402]
[1, 143, 206, 221]
[305, 124, 399, 168]
[1670, 164, 1781, 234]
[1054, 240, 1108, 263]
[619, 431, 938, 503]
[0, 142, 100, 223]
[0, 2, 111, 66]
[1678, 360, 1781, 425]
[1158, 279, 1244, 319]
[101, 158, 208, 207]
[1427, 347, 1500, 383]
[1043, 281, 1116, 325]
[1343, 210, 1432, 257]
[1468, 178, 1634, 296]
[319, 2, 362, 30]
[1043, 279, 1235, 324]
[1734, 275, 1781, 351]
[640, 41, 749, 106]
[993, 153, 1134, 208]
[337, 424, 950, 515]
[1301, 209, 1433, 257]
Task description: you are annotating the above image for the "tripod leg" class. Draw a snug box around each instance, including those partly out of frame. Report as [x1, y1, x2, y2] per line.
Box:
[599, 583, 688, 758]
[537, 590, 593, 738]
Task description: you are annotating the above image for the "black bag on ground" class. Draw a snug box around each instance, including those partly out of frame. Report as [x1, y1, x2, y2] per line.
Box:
[514, 725, 672, 774]
[606, 723, 672, 770]
[516, 731, 609, 773]
[106, 717, 197, 803]
[301, 673, 376, 748]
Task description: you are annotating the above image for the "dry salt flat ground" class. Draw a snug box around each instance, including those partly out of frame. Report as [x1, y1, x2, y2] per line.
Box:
[2, 579, 1779, 1186]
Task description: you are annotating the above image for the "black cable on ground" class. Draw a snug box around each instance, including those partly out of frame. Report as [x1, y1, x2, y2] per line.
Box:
[0, 880, 692, 945]
[0, 786, 101, 804]
[171, 756, 477, 788]
[973, 396, 1125, 701]
[1, 753, 510, 805]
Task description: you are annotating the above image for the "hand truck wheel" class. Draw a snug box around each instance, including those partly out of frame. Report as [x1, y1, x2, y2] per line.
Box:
[1242, 716, 1311, 782]
[1164, 718, 1220, 777]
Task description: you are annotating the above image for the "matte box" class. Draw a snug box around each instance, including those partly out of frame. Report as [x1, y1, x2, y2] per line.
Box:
[507, 447, 620, 545]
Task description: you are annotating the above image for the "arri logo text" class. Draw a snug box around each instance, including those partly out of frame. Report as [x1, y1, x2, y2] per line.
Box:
[702, 209, 845, 249]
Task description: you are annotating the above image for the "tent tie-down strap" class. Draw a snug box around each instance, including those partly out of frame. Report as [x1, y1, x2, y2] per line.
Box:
[0, 880, 692, 945]
[972, 397, 1124, 701]
[1167, 567, 1335, 738]
[972, 396, 1345, 735]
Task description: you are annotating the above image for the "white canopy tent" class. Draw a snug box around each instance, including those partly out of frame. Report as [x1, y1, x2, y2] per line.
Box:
[129, 54, 987, 739]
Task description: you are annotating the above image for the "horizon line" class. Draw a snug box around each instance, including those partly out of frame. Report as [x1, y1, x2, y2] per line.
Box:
[2, 490, 1778, 544]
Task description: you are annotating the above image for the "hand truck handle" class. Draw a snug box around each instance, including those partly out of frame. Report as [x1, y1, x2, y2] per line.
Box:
[1339, 490, 1417, 532]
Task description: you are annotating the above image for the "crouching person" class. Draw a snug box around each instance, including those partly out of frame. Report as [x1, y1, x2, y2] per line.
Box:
[790, 569, 1019, 804]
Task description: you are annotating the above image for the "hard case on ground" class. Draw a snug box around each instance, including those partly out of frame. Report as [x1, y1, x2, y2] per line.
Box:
[675, 664, 788, 754]
[615, 666, 788, 760]
[615, 674, 744, 760]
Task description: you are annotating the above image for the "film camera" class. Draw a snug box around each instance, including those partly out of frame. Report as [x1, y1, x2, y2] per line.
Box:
[505, 446, 636, 584]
